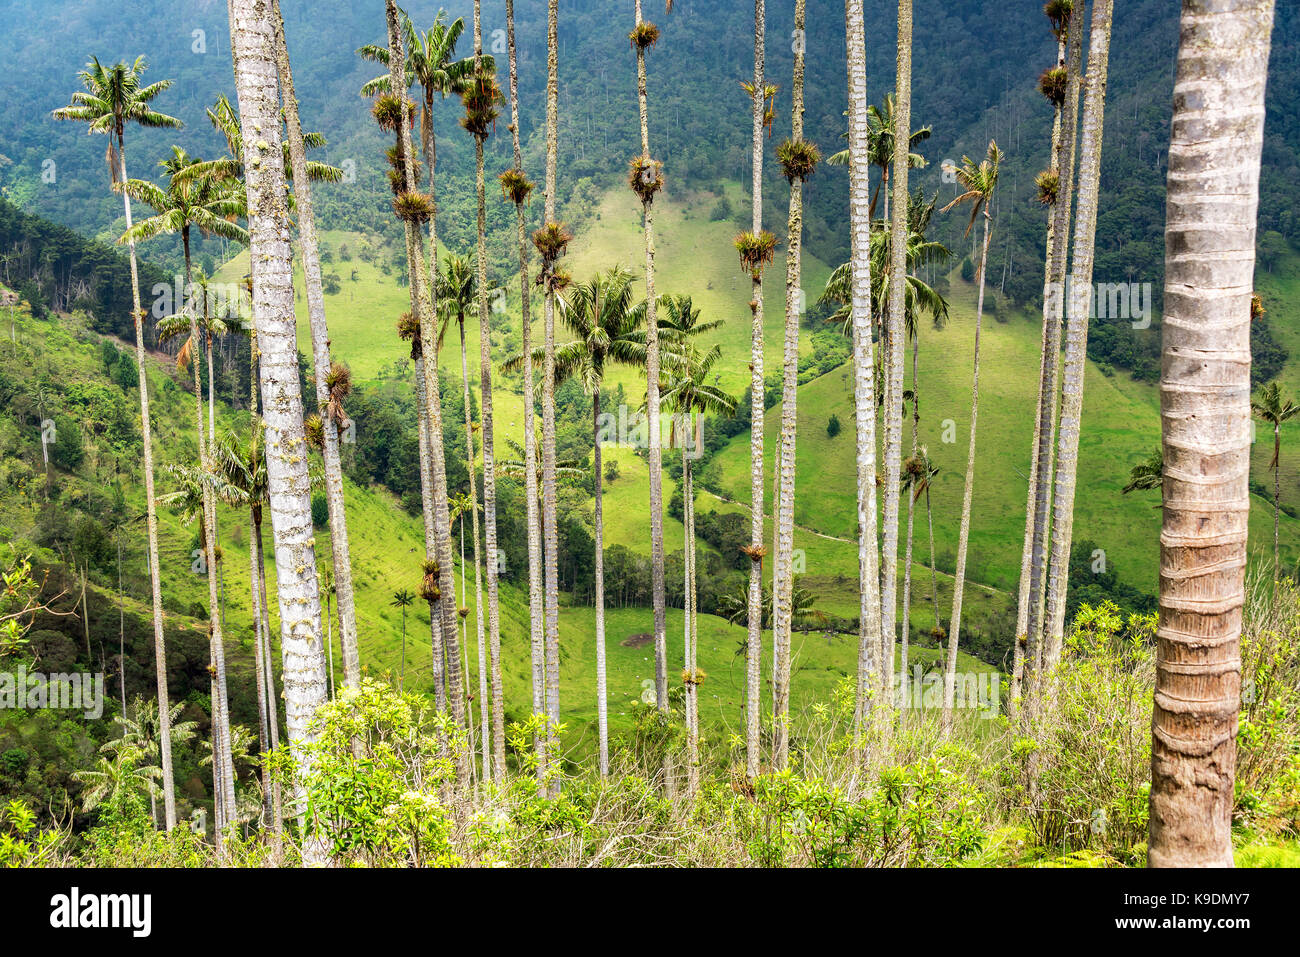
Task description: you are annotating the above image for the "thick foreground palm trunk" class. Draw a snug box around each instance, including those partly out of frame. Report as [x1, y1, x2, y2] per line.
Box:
[271, 0, 360, 691]
[1149, 0, 1273, 869]
[229, 0, 331, 862]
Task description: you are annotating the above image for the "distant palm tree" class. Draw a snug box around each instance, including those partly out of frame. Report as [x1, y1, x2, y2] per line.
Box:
[391, 589, 415, 691]
[1252, 382, 1299, 571]
[113, 698, 196, 827]
[939, 141, 1001, 730]
[437, 252, 488, 758]
[504, 266, 645, 777]
[117, 145, 243, 822]
[662, 344, 737, 794]
[53, 55, 182, 830]
[210, 424, 281, 832]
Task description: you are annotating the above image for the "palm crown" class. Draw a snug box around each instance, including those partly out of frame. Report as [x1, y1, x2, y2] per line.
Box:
[941, 140, 1002, 237]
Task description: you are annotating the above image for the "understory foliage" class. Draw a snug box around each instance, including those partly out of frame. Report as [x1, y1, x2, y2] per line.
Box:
[11, 586, 1300, 867]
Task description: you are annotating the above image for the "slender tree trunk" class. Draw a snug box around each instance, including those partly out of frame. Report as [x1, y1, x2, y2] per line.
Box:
[1149, 0, 1272, 869]
[456, 315, 490, 783]
[1011, 25, 1072, 720]
[253, 508, 282, 832]
[229, 0, 331, 863]
[1041, 0, 1115, 679]
[505, 0, 537, 783]
[943, 206, 993, 730]
[684, 445, 699, 796]
[593, 393, 610, 777]
[249, 514, 273, 826]
[271, 0, 360, 689]
[411, 346, 446, 711]
[900, 331, 920, 695]
[846, 0, 883, 751]
[114, 127, 176, 832]
[1275, 429, 1282, 572]
[744, 0, 766, 781]
[633, 0, 669, 721]
[772, 0, 808, 769]
[182, 232, 236, 835]
[1021, 4, 1084, 716]
[386, 2, 467, 783]
[541, 0, 563, 791]
[881, 0, 914, 711]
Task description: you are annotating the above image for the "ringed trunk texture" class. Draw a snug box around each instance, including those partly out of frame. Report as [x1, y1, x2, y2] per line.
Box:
[1149, 0, 1273, 870]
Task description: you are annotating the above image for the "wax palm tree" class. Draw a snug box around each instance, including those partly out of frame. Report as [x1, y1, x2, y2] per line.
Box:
[827, 93, 930, 222]
[117, 146, 242, 821]
[722, 582, 827, 644]
[505, 266, 645, 777]
[461, 0, 507, 786]
[1039, 0, 1114, 690]
[1150, 3, 1273, 867]
[630, 0, 674, 729]
[1016, 0, 1084, 716]
[740, 0, 770, 780]
[939, 140, 1001, 730]
[437, 252, 488, 756]
[270, 0, 362, 694]
[380, 0, 467, 778]
[210, 423, 281, 831]
[1122, 448, 1163, 496]
[1252, 382, 1298, 572]
[178, 94, 342, 193]
[771, 0, 816, 769]
[230, 1, 335, 859]
[359, 7, 479, 238]
[535, 0, 567, 789]
[74, 739, 161, 820]
[662, 344, 737, 794]
[447, 488, 488, 783]
[53, 55, 181, 830]
[113, 698, 197, 827]
[502, 0, 539, 782]
[842, 0, 884, 749]
[391, 589, 415, 691]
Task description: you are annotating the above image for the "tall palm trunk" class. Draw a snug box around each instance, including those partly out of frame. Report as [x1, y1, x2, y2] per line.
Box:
[505, 0, 541, 782]
[229, 0, 331, 863]
[593, 393, 610, 777]
[470, 0, 504, 787]
[1273, 427, 1283, 571]
[845, 0, 883, 749]
[633, 0, 669, 719]
[271, 0, 360, 690]
[880, 0, 914, 710]
[744, 0, 766, 781]
[1149, 0, 1272, 868]
[411, 336, 446, 711]
[181, 230, 236, 834]
[684, 441, 699, 795]
[772, 0, 808, 769]
[115, 125, 176, 832]
[540, 0, 562, 788]
[1012, 15, 1071, 720]
[1018, 3, 1084, 716]
[1041, 0, 1115, 679]
[943, 203, 993, 731]
[456, 314, 490, 781]
[386, 2, 467, 775]
[900, 332, 920, 690]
